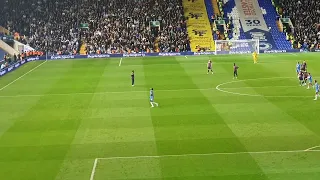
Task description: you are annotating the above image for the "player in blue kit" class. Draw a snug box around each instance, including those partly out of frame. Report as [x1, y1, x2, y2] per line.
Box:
[307, 73, 313, 89]
[131, 70, 135, 86]
[314, 80, 319, 100]
[296, 62, 301, 75]
[150, 88, 159, 107]
[207, 60, 213, 74]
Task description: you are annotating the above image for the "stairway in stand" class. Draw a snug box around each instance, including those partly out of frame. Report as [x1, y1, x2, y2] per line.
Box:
[182, 0, 215, 52]
[80, 42, 86, 55]
[154, 37, 160, 52]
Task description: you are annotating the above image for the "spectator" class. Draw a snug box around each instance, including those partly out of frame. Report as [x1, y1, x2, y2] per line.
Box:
[13, 54, 17, 62]
[0, 63, 5, 69]
[278, 0, 320, 49]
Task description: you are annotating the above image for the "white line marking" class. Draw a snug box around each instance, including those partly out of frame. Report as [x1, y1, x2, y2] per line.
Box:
[96, 149, 320, 160]
[216, 77, 316, 98]
[89, 146, 320, 179]
[89, 158, 98, 180]
[290, 53, 298, 56]
[0, 60, 47, 91]
[305, 146, 320, 151]
[119, 58, 122, 66]
[220, 85, 297, 90]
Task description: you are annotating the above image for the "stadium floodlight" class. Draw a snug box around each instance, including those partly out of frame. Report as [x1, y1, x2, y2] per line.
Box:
[214, 39, 259, 55]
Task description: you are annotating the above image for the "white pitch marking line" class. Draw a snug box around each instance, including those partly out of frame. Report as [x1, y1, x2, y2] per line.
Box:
[305, 145, 320, 151]
[96, 149, 320, 161]
[89, 148, 320, 178]
[290, 53, 298, 56]
[0, 60, 47, 91]
[220, 85, 297, 90]
[89, 158, 98, 180]
[119, 58, 122, 66]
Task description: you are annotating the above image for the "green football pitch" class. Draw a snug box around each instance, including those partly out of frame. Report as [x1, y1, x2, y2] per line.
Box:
[0, 53, 320, 180]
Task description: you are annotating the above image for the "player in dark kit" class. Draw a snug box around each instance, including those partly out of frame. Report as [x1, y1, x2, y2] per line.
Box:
[207, 60, 213, 74]
[303, 71, 308, 86]
[301, 60, 307, 72]
[131, 70, 135, 86]
[298, 71, 303, 86]
[233, 63, 239, 79]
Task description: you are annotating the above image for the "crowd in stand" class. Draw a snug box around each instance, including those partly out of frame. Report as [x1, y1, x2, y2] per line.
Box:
[0, 0, 80, 55]
[0, 0, 190, 55]
[275, 0, 320, 49]
[81, 0, 189, 54]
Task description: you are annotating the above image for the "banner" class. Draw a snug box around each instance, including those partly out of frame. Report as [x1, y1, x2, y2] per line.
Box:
[50, 55, 75, 60]
[235, 0, 277, 50]
[182, 0, 215, 51]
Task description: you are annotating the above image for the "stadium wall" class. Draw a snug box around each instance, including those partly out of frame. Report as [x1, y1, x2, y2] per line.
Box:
[1, 49, 319, 78]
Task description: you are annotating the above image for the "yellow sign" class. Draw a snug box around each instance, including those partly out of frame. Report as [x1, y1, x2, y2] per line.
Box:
[182, 0, 215, 51]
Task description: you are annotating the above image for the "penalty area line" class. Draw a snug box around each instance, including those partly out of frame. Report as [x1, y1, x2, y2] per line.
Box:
[0, 60, 47, 91]
[88, 147, 320, 179]
[119, 58, 122, 66]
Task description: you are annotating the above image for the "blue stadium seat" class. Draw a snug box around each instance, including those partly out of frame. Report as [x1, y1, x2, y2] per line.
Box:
[204, 0, 215, 21]
[258, 0, 292, 50]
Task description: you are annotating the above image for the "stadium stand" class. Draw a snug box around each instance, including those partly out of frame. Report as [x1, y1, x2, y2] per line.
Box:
[211, 0, 294, 50]
[82, 0, 190, 54]
[0, 0, 80, 55]
[276, 0, 320, 50]
[257, 0, 291, 50]
[204, 0, 215, 25]
[0, 0, 190, 54]
[220, 0, 246, 40]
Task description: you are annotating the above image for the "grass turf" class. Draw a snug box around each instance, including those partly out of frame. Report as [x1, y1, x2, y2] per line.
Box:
[0, 53, 320, 180]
